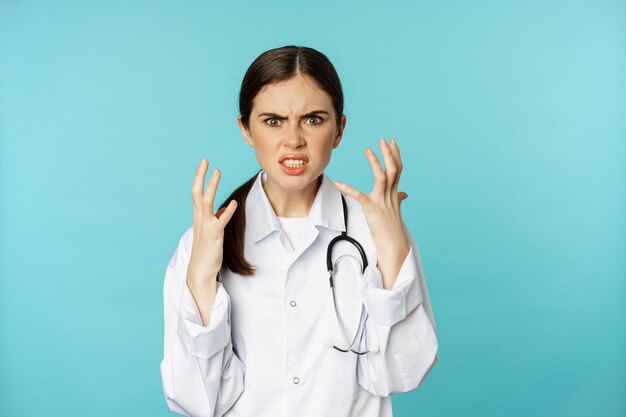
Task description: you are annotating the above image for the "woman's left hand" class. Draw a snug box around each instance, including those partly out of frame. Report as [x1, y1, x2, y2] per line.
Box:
[333, 138, 410, 289]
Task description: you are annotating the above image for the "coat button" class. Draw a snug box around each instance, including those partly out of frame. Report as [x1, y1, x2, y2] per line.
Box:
[290, 300, 297, 307]
[292, 376, 300, 384]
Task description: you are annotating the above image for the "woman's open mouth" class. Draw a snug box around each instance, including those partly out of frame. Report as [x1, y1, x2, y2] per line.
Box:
[279, 159, 308, 176]
[278, 154, 309, 176]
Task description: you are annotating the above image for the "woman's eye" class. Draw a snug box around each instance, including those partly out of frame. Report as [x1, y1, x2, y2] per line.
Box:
[264, 116, 322, 126]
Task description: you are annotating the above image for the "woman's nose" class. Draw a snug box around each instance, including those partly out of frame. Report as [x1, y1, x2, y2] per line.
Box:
[283, 123, 305, 148]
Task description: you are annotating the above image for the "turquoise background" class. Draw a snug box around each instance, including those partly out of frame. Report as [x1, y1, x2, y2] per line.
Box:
[1, 1, 624, 416]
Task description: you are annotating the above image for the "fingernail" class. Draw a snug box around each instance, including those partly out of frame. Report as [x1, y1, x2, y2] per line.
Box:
[366, 147, 373, 155]
[200, 158, 206, 167]
[391, 138, 396, 146]
[212, 169, 218, 177]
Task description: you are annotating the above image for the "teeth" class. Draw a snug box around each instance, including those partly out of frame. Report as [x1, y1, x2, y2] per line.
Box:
[282, 159, 305, 167]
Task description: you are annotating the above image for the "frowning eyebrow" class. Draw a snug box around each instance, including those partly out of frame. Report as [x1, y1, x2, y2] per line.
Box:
[257, 110, 330, 118]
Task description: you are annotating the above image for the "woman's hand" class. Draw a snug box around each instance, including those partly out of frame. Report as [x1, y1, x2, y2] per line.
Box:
[187, 159, 238, 286]
[333, 138, 410, 290]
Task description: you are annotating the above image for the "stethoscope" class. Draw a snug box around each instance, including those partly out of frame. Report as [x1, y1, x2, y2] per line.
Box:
[324, 193, 379, 355]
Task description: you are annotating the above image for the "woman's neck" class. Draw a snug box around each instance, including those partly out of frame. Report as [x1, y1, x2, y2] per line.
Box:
[263, 174, 322, 218]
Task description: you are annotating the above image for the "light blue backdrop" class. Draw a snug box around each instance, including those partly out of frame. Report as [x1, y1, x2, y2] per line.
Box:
[0, 1, 624, 416]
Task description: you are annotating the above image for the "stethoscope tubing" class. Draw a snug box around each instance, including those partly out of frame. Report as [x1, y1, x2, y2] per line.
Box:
[326, 193, 372, 355]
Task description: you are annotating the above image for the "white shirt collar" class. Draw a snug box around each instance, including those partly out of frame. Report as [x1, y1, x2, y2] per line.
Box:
[245, 170, 346, 244]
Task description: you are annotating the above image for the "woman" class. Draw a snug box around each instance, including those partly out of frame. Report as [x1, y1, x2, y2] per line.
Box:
[160, 45, 439, 417]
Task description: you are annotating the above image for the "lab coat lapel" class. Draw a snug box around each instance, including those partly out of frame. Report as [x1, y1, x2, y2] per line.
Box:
[290, 171, 346, 261]
[307, 172, 346, 235]
[246, 170, 282, 245]
[245, 170, 346, 262]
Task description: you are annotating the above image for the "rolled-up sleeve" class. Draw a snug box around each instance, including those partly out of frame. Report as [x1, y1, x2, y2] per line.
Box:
[178, 280, 232, 360]
[362, 244, 423, 328]
[357, 224, 439, 397]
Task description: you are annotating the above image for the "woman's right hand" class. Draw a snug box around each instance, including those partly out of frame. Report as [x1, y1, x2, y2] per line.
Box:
[187, 159, 238, 287]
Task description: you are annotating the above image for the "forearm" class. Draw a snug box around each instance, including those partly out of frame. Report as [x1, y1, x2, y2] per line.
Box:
[186, 271, 219, 327]
[375, 243, 409, 290]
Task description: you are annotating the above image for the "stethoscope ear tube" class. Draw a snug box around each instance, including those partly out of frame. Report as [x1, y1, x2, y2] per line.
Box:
[326, 194, 368, 274]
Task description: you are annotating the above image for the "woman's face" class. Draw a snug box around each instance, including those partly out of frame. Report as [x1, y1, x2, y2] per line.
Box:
[238, 74, 346, 196]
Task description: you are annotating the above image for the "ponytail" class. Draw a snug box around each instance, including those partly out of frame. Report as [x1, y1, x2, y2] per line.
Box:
[218, 169, 261, 277]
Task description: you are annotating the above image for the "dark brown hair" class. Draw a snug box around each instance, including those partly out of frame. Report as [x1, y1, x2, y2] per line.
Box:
[217, 45, 344, 277]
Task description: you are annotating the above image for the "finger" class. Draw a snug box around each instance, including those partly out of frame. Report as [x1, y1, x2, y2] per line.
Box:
[365, 147, 386, 196]
[333, 180, 369, 206]
[379, 139, 398, 199]
[389, 138, 403, 192]
[192, 159, 208, 212]
[202, 168, 220, 217]
[217, 199, 238, 228]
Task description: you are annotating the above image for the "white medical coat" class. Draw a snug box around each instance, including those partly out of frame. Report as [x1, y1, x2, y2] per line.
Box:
[160, 170, 439, 417]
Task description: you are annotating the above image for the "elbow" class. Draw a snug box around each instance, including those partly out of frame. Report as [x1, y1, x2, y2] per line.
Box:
[162, 383, 213, 417]
[163, 396, 193, 417]
[159, 346, 246, 417]
[357, 304, 439, 397]
[401, 301, 439, 393]
[163, 397, 211, 417]
[402, 343, 439, 393]
[160, 356, 213, 417]
[388, 322, 439, 395]
[381, 346, 439, 397]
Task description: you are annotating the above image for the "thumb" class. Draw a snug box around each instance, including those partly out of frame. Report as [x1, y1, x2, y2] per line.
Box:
[398, 191, 408, 202]
[217, 199, 238, 228]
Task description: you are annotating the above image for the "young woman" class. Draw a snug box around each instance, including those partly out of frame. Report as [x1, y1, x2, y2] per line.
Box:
[160, 45, 439, 417]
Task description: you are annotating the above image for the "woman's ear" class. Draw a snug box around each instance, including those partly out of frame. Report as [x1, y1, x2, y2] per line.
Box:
[237, 115, 254, 147]
[333, 114, 347, 149]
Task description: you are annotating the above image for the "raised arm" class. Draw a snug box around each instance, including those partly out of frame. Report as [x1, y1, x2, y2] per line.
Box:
[160, 159, 245, 416]
[332, 139, 439, 396]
